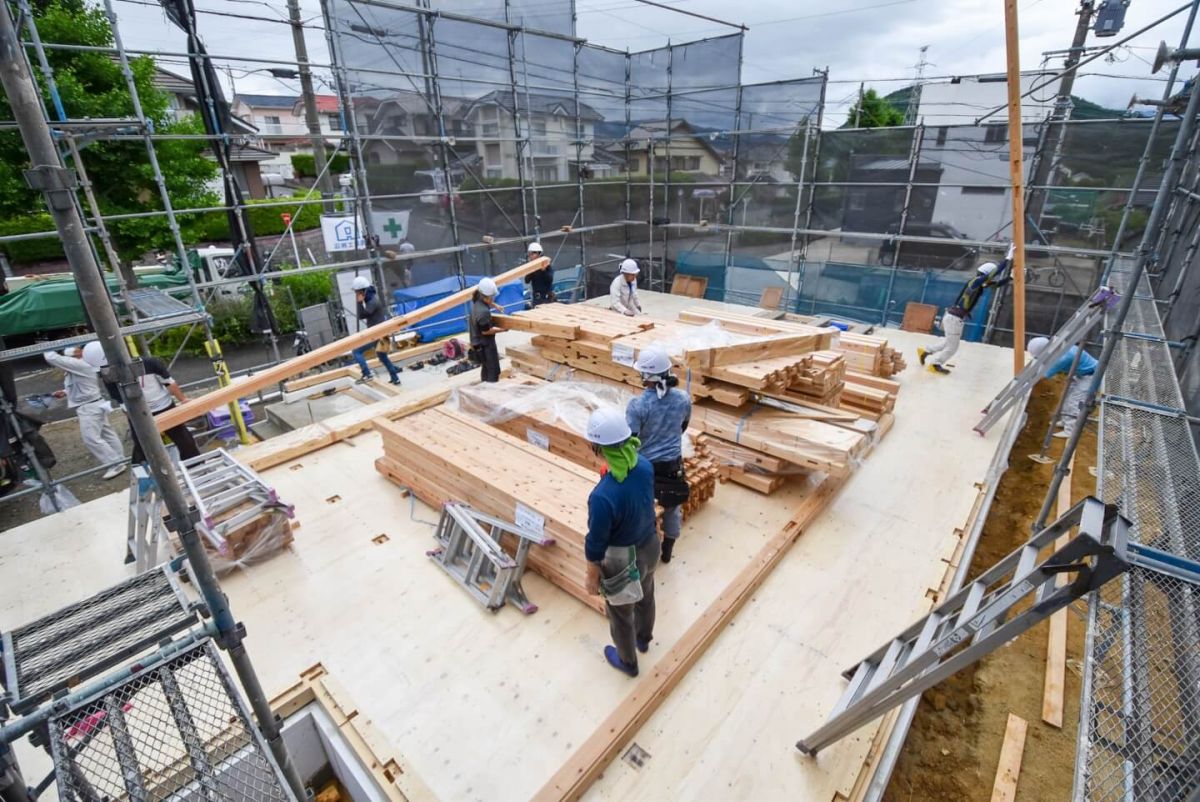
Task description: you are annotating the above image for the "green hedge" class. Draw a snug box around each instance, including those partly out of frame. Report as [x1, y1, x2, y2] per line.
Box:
[0, 215, 67, 264]
[290, 152, 350, 177]
[191, 195, 323, 242]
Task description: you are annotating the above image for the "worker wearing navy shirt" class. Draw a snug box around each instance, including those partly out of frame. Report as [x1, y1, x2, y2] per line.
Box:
[920, 243, 1014, 374]
[584, 407, 659, 677]
[523, 242, 555, 306]
[1028, 336, 1098, 436]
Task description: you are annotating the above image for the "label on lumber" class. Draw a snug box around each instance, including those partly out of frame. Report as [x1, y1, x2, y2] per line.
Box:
[611, 342, 635, 367]
[515, 502, 545, 535]
[526, 427, 550, 450]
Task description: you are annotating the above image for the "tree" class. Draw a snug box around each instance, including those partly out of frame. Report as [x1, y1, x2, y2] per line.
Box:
[0, 0, 219, 260]
[843, 89, 905, 129]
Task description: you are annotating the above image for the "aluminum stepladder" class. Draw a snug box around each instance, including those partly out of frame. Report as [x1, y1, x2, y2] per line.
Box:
[796, 497, 1131, 756]
[428, 502, 555, 614]
[974, 286, 1120, 436]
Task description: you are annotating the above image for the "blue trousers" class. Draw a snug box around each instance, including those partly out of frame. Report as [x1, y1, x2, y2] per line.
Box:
[352, 343, 399, 381]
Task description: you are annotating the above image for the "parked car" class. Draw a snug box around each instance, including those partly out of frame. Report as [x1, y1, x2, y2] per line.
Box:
[877, 221, 978, 269]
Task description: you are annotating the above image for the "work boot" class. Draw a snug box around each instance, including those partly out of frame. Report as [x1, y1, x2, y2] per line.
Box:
[103, 463, 126, 480]
[927, 363, 951, 375]
[357, 372, 376, 384]
[389, 375, 402, 386]
[604, 645, 638, 677]
[917, 346, 928, 366]
[637, 637, 651, 654]
[661, 536, 675, 564]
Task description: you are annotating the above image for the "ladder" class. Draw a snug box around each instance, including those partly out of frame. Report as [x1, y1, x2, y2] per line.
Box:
[428, 502, 555, 614]
[974, 286, 1119, 435]
[128, 463, 170, 571]
[796, 497, 1131, 756]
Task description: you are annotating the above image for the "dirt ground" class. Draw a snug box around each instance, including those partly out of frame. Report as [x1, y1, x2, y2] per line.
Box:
[884, 376, 1099, 802]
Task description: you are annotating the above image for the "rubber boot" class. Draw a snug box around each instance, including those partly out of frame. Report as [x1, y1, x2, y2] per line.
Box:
[661, 536, 675, 564]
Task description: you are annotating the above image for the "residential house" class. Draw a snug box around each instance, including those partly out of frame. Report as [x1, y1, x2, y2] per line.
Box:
[463, 91, 603, 183]
[622, 120, 724, 179]
[231, 93, 344, 180]
[842, 155, 942, 232]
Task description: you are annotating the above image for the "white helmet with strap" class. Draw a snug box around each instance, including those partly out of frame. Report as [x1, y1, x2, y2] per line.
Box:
[586, 407, 632, 446]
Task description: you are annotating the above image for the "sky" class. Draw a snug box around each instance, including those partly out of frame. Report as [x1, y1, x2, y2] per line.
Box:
[106, 0, 1197, 126]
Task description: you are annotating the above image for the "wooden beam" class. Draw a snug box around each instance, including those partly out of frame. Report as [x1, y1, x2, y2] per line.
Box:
[1004, 0, 1027, 375]
[990, 713, 1028, 802]
[1042, 448, 1077, 727]
[682, 332, 824, 369]
[153, 256, 548, 431]
[532, 474, 845, 801]
[492, 312, 580, 340]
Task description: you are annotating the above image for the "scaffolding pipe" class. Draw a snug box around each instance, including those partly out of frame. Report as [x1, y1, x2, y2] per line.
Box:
[0, 5, 305, 799]
[881, 122, 925, 325]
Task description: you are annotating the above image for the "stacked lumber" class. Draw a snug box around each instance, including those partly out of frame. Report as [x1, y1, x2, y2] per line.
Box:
[841, 372, 900, 419]
[704, 438, 798, 494]
[788, 350, 846, 406]
[374, 408, 605, 613]
[838, 332, 907, 378]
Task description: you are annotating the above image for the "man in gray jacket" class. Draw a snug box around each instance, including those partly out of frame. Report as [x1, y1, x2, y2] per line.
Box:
[350, 275, 402, 384]
[44, 346, 126, 479]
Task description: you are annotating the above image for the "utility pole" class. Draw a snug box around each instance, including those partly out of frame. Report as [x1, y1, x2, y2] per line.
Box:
[904, 46, 929, 125]
[1027, 1, 1094, 224]
[0, 5, 305, 797]
[1004, 0, 1028, 373]
[853, 82, 864, 128]
[288, 0, 334, 201]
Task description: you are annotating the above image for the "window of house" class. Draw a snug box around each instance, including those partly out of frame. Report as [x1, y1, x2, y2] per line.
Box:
[262, 115, 282, 134]
[653, 157, 668, 174]
[671, 156, 685, 170]
[628, 158, 640, 172]
[326, 114, 341, 131]
[688, 156, 701, 171]
[486, 167, 503, 179]
[935, 126, 949, 146]
[984, 124, 1007, 143]
[485, 143, 501, 166]
[387, 115, 405, 131]
[535, 165, 558, 182]
[481, 122, 499, 138]
[532, 120, 547, 136]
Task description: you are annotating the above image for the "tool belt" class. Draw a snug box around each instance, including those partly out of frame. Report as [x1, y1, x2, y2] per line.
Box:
[652, 458, 690, 508]
[947, 305, 967, 320]
[376, 336, 393, 354]
[600, 544, 643, 605]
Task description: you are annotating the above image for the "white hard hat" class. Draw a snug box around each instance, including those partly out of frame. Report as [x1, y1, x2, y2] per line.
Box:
[634, 346, 672, 376]
[1027, 336, 1050, 358]
[620, 258, 640, 275]
[586, 407, 632, 447]
[351, 275, 370, 290]
[478, 277, 498, 297]
[81, 341, 107, 368]
[977, 261, 999, 276]
[527, 242, 544, 254]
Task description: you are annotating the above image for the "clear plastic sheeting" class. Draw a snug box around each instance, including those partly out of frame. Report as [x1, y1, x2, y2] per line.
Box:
[207, 511, 294, 575]
[448, 379, 632, 434]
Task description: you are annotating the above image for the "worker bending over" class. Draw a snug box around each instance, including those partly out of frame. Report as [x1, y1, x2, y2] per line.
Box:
[919, 243, 1014, 374]
[610, 258, 643, 316]
[524, 242, 556, 307]
[627, 347, 691, 564]
[1027, 336, 1098, 437]
[85, 342, 199, 465]
[468, 277, 503, 383]
[350, 275, 402, 385]
[44, 346, 126, 480]
[584, 407, 659, 677]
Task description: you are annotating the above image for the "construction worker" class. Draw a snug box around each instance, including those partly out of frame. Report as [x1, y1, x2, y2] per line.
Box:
[84, 341, 199, 464]
[627, 347, 691, 564]
[919, 243, 1014, 374]
[584, 406, 659, 677]
[1027, 336, 1098, 437]
[523, 242, 555, 307]
[610, 258, 643, 316]
[350, 275, 402, 385]
[44, 346, 126, 480]
[468, 277, 503, 383]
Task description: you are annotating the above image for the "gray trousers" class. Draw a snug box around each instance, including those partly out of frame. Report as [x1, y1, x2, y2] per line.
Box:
[602, 532, 659, 668]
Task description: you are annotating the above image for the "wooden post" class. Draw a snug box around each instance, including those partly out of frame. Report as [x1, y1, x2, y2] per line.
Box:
[1004, 0, 1027, 375]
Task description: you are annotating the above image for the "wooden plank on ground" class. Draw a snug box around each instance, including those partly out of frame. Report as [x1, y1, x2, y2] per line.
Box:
[154, 256, 548, 431]
[990, 713, 1028, 802]
[1042, 448, 1077, 727]
[532, 472, 846, 802]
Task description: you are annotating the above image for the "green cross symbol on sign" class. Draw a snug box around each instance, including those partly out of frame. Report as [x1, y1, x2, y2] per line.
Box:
[382, 217, 404, 239]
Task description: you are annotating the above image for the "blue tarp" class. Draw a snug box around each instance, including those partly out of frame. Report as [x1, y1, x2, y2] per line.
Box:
[392, 274, 525, 342]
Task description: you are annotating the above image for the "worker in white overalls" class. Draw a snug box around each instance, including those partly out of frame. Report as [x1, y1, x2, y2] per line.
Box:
[44, 346, 126, 480]
[610, 258, 643, 316]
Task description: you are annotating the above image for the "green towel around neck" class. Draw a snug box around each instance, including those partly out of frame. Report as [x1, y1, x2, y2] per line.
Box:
[601, 437, 641, 482]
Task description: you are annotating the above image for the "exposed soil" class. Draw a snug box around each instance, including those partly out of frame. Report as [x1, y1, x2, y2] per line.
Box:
[884, 376, 1099, 802]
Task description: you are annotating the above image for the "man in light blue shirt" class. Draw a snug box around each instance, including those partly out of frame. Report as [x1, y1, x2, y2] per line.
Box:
[1028, 337, 1098, 437]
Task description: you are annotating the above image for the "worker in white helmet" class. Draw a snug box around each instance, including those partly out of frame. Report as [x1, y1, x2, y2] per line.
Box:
[610, 258, 643, 317]
[523, 242, 555, 307]
[583, 406, 659, 677]
[349, 275, 402, 385]
[626, 346, 691, 563]
[44, 343, 126, 480]
[1027, 336, 1099, 437]
[919, 243, 1014, 375]
[468, 277, 503, 382]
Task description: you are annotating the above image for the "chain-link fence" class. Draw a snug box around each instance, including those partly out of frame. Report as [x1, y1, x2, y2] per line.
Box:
[1076, 265, 1200, 801]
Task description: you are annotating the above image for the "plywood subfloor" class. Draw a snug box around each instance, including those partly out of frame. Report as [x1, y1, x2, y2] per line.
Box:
[0, 294, 1015, 801]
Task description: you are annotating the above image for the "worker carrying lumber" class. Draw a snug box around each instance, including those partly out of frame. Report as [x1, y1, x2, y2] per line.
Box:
[85, 341, 200, 465]
[584, 407, 659, 677]
[610, 258, 643, 317]
[1027, 336, 1098, 437]
[44, 346, 126, 480]
[350, 275, 402, 385]
[523, 242, 556, 307]
[626, 347, 691, 564]
[918, 243, 1014, 374]
[468, 277, 504, 383]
